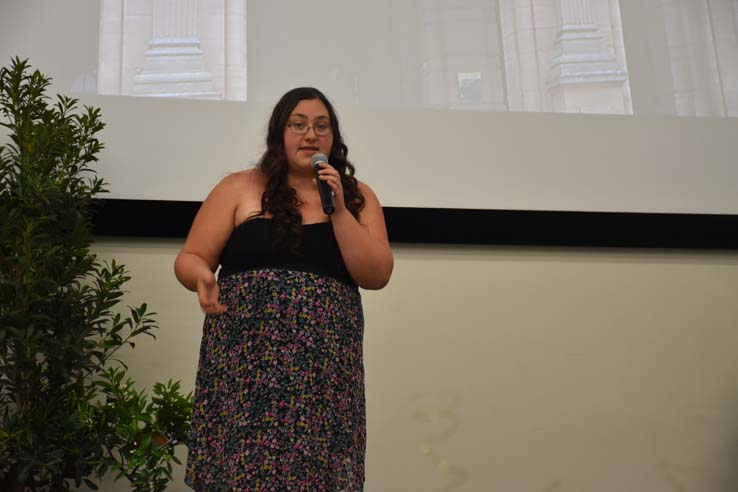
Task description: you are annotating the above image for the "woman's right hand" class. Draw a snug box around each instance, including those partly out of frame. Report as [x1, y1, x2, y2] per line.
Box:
[196, 273, 227, 315]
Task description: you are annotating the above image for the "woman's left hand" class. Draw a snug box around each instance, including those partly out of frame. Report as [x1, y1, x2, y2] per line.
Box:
[316, 163, 346, 212]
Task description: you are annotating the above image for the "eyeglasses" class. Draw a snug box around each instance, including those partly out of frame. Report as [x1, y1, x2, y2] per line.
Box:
[286, 120, 332, 136]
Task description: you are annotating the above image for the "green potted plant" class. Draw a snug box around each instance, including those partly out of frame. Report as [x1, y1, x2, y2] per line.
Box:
[0, 57, 193, 492]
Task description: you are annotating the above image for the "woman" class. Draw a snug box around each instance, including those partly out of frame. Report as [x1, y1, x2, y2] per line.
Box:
[175, 87, 393, 491]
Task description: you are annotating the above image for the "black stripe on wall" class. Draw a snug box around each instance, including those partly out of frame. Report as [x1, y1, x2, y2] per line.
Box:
[91, 199, 738, 249]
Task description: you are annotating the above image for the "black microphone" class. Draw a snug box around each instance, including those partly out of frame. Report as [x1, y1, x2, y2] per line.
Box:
[310, 153, 335, 215]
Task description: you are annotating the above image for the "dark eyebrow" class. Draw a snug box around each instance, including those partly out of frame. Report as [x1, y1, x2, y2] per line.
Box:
[290, 113, 329, 120]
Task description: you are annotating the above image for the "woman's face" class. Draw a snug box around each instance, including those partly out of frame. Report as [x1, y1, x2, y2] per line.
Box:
[283, 98, 334, 174]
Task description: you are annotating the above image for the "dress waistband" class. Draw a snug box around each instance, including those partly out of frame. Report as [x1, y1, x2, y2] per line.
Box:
[218, 263, 357, 287]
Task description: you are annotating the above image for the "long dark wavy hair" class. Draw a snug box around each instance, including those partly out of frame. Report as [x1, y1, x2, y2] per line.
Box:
[254, 87, 365, 253]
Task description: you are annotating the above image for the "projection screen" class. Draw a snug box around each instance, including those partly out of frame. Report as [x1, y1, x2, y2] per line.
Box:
[1, 0, 737, 246]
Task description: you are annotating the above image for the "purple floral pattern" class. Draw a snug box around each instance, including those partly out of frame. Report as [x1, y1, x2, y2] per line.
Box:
[185, 269, 365, 491]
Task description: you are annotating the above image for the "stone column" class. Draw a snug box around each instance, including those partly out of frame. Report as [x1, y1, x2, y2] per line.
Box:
[499, 0, 545, 112]
[548, 0, 628, 113]
[97, 0, 124, 95]
[224, 0, 247, 100]
[560, 0, 594, 26]
[133, 0, 218, 99]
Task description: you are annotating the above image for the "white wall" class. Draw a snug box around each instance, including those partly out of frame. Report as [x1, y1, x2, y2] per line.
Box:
[90, 239, 738, 492]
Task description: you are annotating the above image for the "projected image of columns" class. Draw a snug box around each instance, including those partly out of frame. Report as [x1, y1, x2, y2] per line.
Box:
[97, 0, 247, 101]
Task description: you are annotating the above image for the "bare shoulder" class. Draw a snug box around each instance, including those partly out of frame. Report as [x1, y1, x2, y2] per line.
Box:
[355, 179, 387, 226]
[210, 168, 265, 200]
[221, 168, 264, 190]
[357, 180, 380, 203]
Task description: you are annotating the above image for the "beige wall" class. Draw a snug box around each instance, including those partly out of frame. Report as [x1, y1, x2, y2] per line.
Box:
[90, 238, 738, 492]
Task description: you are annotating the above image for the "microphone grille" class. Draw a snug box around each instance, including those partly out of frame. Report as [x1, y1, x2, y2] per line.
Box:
[310, 153, 328, 169]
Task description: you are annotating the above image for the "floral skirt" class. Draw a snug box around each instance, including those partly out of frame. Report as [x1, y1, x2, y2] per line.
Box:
[185, 269, 365, 492]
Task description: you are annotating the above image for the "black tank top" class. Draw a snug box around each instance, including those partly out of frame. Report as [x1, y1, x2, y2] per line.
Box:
[218, 218, 356, 286]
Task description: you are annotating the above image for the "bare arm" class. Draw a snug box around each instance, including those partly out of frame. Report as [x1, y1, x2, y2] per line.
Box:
[174, 174, 241, 312]
[328, 180, 394, 290]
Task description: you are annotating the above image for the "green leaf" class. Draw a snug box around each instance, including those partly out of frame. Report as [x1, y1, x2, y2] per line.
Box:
[0, 57, 190, 492]
[83, 478, 99, 490]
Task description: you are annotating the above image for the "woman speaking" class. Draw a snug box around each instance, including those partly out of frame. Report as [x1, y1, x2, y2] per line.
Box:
[174, 87, 393, 491]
